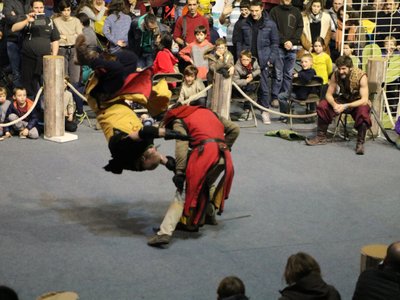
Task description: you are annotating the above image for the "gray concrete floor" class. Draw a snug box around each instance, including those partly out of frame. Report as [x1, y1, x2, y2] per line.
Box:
[0, 110, 399, 299]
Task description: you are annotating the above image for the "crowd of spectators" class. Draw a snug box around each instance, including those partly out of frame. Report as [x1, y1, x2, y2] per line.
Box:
[2, 241, 400, 298]
[0, 0, 399, 140]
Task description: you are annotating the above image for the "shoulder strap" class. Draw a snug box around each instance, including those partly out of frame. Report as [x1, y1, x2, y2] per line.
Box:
[182, 15, 187, 42]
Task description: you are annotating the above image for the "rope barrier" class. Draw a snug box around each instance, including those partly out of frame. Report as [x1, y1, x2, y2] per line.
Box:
[66, 81, 88, 103]
[0, 87, 43, 127]
[231, 81, 317, 119]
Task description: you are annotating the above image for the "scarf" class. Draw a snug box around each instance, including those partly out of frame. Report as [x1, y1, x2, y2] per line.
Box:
[336, 19, 356, 50]
[309, 11, 323, 24]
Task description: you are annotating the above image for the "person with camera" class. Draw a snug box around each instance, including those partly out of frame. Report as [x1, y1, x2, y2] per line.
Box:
[11, 0, 60, 99]
[305, 55, 372, 155]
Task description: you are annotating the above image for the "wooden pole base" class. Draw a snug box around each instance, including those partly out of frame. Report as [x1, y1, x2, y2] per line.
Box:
[44, 132, 78, 143]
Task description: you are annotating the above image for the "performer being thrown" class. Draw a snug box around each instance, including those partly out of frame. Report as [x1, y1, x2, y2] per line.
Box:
[74, 35, 190, 173]
[148, 104, 240, 247]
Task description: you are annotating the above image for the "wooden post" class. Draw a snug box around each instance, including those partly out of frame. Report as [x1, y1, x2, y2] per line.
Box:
[367, 58, 387, 137]
[43, 55, 77, 143]
[210, 73, 232, 119]
[360, 244, 387, 273]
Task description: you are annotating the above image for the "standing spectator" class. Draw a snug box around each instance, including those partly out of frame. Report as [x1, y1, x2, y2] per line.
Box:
[219, 0, 242, 59]
[353, 241, 400, 300]
[311, 37, 332, 85]
[238, 0, 279, 124]
[179, 25, 213, 80]
[279, 252, 341, 300]
[3, 0, 31, 88]
[173, 0, 210, 48]
[102, 0, 130, 55]
[328, 0, 343, 61]
[217, 276, 249, 300]
[208, 15, 220, 44]
[76, 12, 97, 50]
[232, 0, 250, 59]
[4, 87, 40, 139]
[11, 0, 60, 99]
[173, 0, 187, 22]
[270, 0, 303, 111]
[76, 0, 107, 29]
[53, 0, 83, 85]
[128, 13, 168, 69]
[374, 0, 400, 46]
[299, 0, 331, 58]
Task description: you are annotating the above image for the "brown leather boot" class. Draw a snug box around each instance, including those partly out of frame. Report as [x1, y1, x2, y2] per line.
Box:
[305, 123, 328, 146]
[355, 123, 368, 155]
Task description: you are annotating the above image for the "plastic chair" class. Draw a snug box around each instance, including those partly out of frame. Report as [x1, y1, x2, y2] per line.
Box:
[288, 76, 324, 129]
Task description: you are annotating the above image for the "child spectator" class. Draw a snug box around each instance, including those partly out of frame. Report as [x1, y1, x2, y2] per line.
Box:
[205, 37, 234, 83]
[382, 36, 400, 58]
[76, 12, 98, 51]
[5, 87, 39, 139]
[217, 276, 248, 300]
[277, 54, 316, 123]
[0, 86, 12, 140]
[311, 37, 333, 85]
[153, 32, 179, 76]
[178, 65, 207, 106]
[233, 50, 261, 121]
[179, 25, 213, 81]
[63, 80, 77, 132]
[343, 42, 361, 68]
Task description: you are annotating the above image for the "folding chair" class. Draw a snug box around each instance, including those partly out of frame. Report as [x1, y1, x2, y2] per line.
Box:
[288, 76, 324, 130]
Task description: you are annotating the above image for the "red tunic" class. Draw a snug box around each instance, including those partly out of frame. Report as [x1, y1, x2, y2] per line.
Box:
[164, 106, 234, 225]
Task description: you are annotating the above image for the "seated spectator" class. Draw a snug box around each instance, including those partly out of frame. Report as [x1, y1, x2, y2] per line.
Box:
[4, 87, 39, 139]
[153, 32, 179, 87]
[0, 86, 12, 140]
[178, 25, 213, 81]
[382, 36, 400, 58]
[353, 241, 400, 300]
[63, 80, 78, 132]
[0, 285, 19, 300]
[233, 50, 261, 121]
[178, 65, 207, 106]
[278, 54, 316, 123]
[279, 252, 341, 300]
[217, 276, 249, 300]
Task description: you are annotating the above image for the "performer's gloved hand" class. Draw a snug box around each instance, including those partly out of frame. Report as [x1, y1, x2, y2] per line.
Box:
[164, 129, 192, 141]
[165, 156, 176, 172]
[172, 174, 185, 191]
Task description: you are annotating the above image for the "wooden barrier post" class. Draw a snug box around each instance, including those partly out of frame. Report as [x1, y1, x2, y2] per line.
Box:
[210, 73, 232, 119]
[367, 58, 387, 137]
[43, 55, 77, 143]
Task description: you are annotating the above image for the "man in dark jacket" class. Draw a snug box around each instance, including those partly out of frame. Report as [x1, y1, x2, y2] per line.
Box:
[237, 0, 279, 125]
[352, 241, 400, 300]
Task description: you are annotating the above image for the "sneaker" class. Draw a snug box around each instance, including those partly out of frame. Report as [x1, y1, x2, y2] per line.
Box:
[279, 116, 288, 124]
[19, 131, 27, 139]
[271, 99, 279, 108]
[76, 112, 88, 125]
[261, 111, 271, 125]
[147, 234, 171, 247]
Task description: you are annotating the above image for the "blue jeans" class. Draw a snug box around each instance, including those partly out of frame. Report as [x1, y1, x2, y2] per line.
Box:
[6, 41, 21, 87]
[277, 91, 296, 113]
[272, 48, 296, 99]
[137, 53, 154, 69]
[258, 66, 271, 108]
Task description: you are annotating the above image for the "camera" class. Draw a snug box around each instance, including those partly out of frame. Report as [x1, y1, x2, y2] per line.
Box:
[34, 13, 45, 19]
